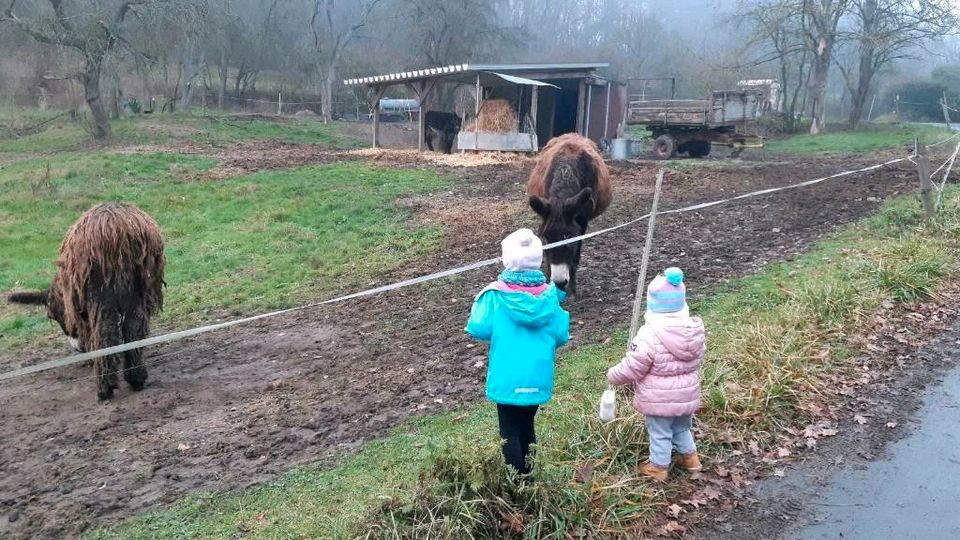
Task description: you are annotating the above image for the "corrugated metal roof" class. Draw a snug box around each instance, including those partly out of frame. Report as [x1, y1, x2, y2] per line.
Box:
[343, 63, 608, 86]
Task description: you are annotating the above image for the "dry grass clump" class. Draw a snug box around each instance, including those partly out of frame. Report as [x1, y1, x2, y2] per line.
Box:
[343, 147, 533, 167]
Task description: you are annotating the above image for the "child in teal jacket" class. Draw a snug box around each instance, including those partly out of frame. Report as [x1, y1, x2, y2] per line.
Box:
[466, 228, 570, 475]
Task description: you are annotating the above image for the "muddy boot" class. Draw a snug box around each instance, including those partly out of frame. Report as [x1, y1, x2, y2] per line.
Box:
[640, 462, 668, 482]
[676, 452, 702, 472]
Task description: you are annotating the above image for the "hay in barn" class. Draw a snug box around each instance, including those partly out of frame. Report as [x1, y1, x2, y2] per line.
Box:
[464, 99, 517, 133]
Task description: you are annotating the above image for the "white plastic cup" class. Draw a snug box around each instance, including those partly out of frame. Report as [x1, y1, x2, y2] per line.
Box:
[599, 389, 616, 422]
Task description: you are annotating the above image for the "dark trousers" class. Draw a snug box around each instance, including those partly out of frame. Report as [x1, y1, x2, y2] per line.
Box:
[496, 403, 539, 475]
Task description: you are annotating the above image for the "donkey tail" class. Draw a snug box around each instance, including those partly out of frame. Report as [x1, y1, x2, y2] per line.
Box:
[8, 290, 47, 305]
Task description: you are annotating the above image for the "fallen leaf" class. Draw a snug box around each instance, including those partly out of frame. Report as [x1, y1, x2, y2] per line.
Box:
[774, 468, 786, 477]
[820, 428, 839, 437]
[255, 512, 268, 523]
[177, 443, 190, 452]
[730, 471, 749, 488]
[703, 486, 722, 500]
[473, 359, 484, 368]
[659, 521, 687, 535]
[776, 447, 792, 458]
[681, 497, 708, 509]
[433, 398, 444, 404]
[854, 414, 868, 425]
[715, 466, 730, 477]
[748, 440, 761, 456]
[573, 463, 594, 484]
[886, 422, 898, 428]
[805, 438, 818, 449]
[667, 504, 683, 518]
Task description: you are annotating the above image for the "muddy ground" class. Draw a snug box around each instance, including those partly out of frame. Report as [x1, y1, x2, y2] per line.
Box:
[0, 145, 930, 538]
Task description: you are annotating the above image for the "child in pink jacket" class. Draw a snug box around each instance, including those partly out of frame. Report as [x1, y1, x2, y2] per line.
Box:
[607, 267, 706, 481]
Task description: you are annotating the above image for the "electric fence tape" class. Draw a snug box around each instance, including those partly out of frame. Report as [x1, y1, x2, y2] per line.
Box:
[0, 155, 912, 382]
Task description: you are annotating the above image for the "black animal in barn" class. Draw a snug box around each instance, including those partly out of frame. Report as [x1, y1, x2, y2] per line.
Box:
[424, 110, 462, 153]
[527, 133, 612, 295]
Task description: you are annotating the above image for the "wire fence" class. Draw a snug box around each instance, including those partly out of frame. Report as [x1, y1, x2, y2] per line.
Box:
[0, 153, 922, 383]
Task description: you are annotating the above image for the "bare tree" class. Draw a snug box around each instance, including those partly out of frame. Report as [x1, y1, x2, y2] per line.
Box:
[2, 0, 161, 139]
[801, 0, 850, 134]
[836, 0, 956, 128]
[311, 0, 381, 123]
[741, 0, 813, 131]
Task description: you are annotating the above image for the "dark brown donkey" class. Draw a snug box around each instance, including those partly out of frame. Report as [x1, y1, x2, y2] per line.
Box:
[527, 133, 612, 295]
[9, 202, 165, 400]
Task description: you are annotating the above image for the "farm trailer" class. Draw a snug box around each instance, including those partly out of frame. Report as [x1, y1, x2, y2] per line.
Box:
[627, 89, 764, 159]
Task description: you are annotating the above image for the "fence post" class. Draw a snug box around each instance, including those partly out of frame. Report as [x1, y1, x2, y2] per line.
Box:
[917, 137, 934, 220]
[629, 169, 665, 339]
[278, 93, 282, 116]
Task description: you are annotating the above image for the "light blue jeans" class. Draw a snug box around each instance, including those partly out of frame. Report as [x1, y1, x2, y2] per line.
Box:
[646, 415, 697, 467]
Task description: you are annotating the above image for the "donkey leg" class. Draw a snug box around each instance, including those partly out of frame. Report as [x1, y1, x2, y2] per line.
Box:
[569, 242, 583, 296]
[95, 357, 114, 401]
[122, 309, 149, 391]
[94, 309, 122, 400]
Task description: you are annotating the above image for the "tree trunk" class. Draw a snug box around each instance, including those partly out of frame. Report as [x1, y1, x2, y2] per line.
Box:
[82, 65, 111, 140]
[848, 0, 878, 129]
[321, 63, 335, 123]
[218, 48, 227, 109]
[809, 36, 832, 135]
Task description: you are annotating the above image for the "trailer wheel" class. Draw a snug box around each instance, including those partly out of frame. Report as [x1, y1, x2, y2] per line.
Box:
[654, 135, 676, 160]
[687, 140, 711, 158]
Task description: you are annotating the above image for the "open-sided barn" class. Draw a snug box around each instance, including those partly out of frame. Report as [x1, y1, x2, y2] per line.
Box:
[344, 63, 626, 152]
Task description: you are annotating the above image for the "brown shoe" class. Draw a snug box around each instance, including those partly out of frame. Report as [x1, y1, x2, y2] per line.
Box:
[676, 452, 702, 472]
[640, 462, 669, 482]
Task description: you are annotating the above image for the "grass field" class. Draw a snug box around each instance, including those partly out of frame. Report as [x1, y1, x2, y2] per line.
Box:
[0, 115, 440, 352]
[765, 123, 952, 155]
[0, 109, 361, 154]
[87, 187, 960, 539]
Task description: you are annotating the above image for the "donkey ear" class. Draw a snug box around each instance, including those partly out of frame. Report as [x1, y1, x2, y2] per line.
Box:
[8, 290, 48, 306]
[529, 195, 550, 218]
[564, 188, 594, 215]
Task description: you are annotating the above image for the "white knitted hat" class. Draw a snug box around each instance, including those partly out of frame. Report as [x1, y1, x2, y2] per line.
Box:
[501, 228, 543, 271]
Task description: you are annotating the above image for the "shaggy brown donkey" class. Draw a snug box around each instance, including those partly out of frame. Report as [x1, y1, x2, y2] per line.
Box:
[527, 133, 612, 295]
[9, 203, 165, 400]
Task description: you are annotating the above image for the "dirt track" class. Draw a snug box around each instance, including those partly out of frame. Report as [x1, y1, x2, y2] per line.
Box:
[0, 148, 922, 538]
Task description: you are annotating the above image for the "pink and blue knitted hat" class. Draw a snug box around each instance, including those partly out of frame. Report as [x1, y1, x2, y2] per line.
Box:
[647, 267, 686, 314]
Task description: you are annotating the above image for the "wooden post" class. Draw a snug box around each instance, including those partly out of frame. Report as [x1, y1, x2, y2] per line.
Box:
[576, 79, 586, 135]
[530, 85, 539, 135]
[629, 169, 665, 338]
[917, 137, 934, 220]
[371, 86, 387, 148]
[603, 82, 612, 140]
[278, 92, 282, 116]
[584, 83, 593, 138]
[475, 73, 481, 151]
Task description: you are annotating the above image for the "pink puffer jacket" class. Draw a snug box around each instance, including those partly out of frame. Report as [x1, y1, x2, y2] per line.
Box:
[607, 313, 706, 417]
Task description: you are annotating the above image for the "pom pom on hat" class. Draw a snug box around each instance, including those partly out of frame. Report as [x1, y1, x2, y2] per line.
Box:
[647, 267, 687, 314]
[501, 228, 543, 271]
[664, 267, 684, 286]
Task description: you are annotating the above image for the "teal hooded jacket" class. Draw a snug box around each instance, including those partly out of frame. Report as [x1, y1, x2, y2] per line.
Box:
[465, 282, 570, 406]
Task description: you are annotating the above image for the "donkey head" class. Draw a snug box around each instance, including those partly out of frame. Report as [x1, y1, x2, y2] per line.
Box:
[529, 187, 594, 292]
[8, 288, 82, 352]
